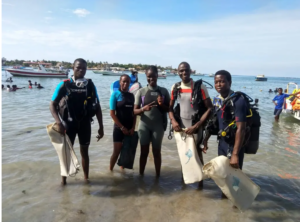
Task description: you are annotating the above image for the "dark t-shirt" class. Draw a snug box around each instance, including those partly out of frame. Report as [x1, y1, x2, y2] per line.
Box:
[217, 96, 248, 152]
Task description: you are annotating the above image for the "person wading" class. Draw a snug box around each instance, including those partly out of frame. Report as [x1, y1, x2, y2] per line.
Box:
[50, 58, 104, 185]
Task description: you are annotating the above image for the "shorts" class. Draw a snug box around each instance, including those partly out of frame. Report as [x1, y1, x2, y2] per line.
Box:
[138, 121, 164, 149]
[113, 127, 125, 143]
[274, 109, 282, 116]
[218, 142, 245, 169]
[66, 120, 91, 146]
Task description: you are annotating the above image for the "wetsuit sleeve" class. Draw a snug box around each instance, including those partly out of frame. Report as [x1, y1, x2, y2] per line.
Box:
[170, 84, 175, 100]
[109, 92, 118, 110]
[200, 84, 210, 100]
[94, 85, 100, 101]
[234, 97, 248, 122]
[51, 82, 66, 102]
[134, 89, 141, 106]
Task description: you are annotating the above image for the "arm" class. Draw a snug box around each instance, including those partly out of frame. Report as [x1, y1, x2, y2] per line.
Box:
[230, 122, 246, 168]
[96, 104, 104, 141]
[133, 90, 156, 115]
[157, 90, 169, 112]
[290, 91, 300, 97]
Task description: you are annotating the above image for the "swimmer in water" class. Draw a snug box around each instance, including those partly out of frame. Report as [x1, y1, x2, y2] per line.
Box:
[37, 83, 44, 89]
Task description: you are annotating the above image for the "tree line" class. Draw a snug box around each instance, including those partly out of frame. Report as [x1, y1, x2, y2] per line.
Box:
[3, 59, 175, 71]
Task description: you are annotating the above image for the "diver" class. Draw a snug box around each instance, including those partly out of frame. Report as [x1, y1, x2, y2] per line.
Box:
[268, 89, 273, 93]
[50, 58, 104, 185]
[34, 82, 38, 86]
[37, 83, 44, 89]
[134, 65, 170, 177]
[109, 74, 136, 171]
[6, 85, 13, 92]
[130, 70, 138, 83]
[29, 83, 33, 89]
[272, 88, 300, 122]
[169, 62, 213, 187]
[202, 70, 249, 170]
[253, 99, 259, 107]
[12, 85, 25, 91]
[274, 88, 278, 93]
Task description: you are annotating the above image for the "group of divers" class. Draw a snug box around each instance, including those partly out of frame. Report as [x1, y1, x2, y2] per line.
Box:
[3, 78, 44, 91]
[49, 58, 300, 188]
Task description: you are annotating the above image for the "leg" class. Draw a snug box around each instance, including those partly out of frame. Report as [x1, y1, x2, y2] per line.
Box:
[63, 125, 77, 185]
[78, 120, 91, 183]
[80, 145, 90, 182]
[110, 127, 124, 170]
[138, 122, 151, 175]
[151, 125, 164, 177]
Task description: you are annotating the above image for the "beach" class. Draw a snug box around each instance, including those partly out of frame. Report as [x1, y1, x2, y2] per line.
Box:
[2, 71, 300, 222]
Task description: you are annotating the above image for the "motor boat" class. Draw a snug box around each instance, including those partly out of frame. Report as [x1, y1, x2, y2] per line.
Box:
[283, 82, 300, 120]
[6, 63, 68, 78]
[102, 70, 126, 76]
[162, 70, 176, 76]
[194, 73, 204, 76]
[158, 73, 167, 79]
[208, 73, 214, 77]
[255, 75, 267, 81]
[93, 70, 104, 74]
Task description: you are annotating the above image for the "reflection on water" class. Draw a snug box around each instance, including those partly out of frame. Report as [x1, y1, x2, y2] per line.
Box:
[2, 71, 300, 221]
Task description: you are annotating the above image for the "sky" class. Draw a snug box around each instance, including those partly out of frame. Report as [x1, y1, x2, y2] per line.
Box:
[2, 0, 300, 77]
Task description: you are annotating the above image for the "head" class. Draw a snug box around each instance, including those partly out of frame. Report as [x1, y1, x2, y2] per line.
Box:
[38, 83, 41, 87]
[255, 99, 259, 103]
[7, 85, 10, 88]
[178, 62, 191, 83]
[278, 88, 283, 94]
[214, 70, 232, 96]
[119, 74, 130, 92]
[12, 85, 16, 88]
[73, 58, 87, 79]
[145, 65, 158, 87]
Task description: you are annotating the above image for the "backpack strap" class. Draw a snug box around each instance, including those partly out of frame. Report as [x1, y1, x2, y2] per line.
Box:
[172, 81, 181, 101]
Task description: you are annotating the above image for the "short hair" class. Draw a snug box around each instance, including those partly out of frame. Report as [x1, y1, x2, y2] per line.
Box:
[278, 88, 283, 91]
[178, 61, 190, 69]
[215, 70, 231, 82]
[73, 58, 87, 66]
[145, 65, 158, 75]
[119, 74, 130, 81]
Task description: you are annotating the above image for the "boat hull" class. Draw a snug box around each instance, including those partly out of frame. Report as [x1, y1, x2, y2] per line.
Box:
[7, 69, 68, 78]
[255, 78, 268, 81]
[102, 73, 125, 76]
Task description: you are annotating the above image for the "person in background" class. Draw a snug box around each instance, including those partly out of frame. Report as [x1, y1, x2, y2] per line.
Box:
[29, 83, 33, 89]
[6, 85, 13, 92]
[12, 85, 25, 91]
[134, 65, 170, 177]
[272, 88, 300, 122]
[35, 82, 38, 86]
[37, 84, 44, 89]
[50, 58, 104, 185]
[2, 84, 5, 90]
[268, 89, 273, 93]
[254, 99, 259, 107]
[109, 74, 136, 171]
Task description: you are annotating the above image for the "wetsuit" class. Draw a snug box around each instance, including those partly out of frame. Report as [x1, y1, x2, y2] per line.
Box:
[51, 78, 99, 146]
[170, 79, 210, 146]
[110, 90, 135, 142]
[135, 85, 170, 149]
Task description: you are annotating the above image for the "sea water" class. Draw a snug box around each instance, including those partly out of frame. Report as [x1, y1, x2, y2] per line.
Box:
[2, 70, 300, 222]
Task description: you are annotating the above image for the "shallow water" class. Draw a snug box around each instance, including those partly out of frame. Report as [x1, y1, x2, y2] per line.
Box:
[2, 71, 300, 222]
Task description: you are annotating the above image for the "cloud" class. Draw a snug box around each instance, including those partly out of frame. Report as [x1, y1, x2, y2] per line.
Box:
[47, 10, 52, 13]
[72, 8, 91, 17]
[2, 9, 300, 76]
[44, 17, 53, 20]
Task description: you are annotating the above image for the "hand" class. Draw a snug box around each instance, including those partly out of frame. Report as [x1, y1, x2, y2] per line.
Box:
[185, 124, 199, 135]
[55, 122, 66, 135]
[230, 154, 239, 169]
[157, 95, 163, 106]
[121, 127, 130, 135]
[96, 127, 104, 141]
[202, 141, 208, 154]
[171, 119, 181, 132]
[143, 101, 157, 111]
[275, 103, 278, 106]
[129, 128, 135, 136]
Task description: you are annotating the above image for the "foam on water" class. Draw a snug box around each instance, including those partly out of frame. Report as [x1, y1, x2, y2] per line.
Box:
[2, 70, 300, 221]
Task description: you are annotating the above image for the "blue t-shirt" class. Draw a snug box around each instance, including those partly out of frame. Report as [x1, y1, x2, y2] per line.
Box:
[272, 94, 290, 109]
[217, 96, 248, 152]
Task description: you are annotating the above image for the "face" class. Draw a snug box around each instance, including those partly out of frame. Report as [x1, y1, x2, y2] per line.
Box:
[73, 61, 87, 79]
[120, 76, 130, 91]
[146, 70, 158, 87]
[214, 75, 231, 95]
[278, 89, 283, 94]
[178, 64, 191, 83]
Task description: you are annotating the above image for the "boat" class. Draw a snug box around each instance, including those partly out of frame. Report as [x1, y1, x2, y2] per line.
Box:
[194, 73, 204, 76]
[283, 82, 300, 120]
[255, 75, 267, 81]
[208, 73, 214, 77]
[93, 70, 104, 74]
[6, 63, 68, 78]
[162, 70, 176, 76]
[102, 70, 126, 76]
[158, 74, 166, 79]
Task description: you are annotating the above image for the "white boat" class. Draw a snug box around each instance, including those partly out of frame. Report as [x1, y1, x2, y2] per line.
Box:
[93, 70, 104, 74]
[158, 72, 167, 79]
[194, 73, 204, 76]
[6, 63, 68, 78]
[102, 70, 126, 76]
[283, 82, 300, 120]
[162, 70, 176, 76]
[209, 73, 214, 77]
[255, 75, 267, 81]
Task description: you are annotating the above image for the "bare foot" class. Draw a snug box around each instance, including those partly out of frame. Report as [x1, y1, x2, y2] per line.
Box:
[84, 179, 90, 184]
